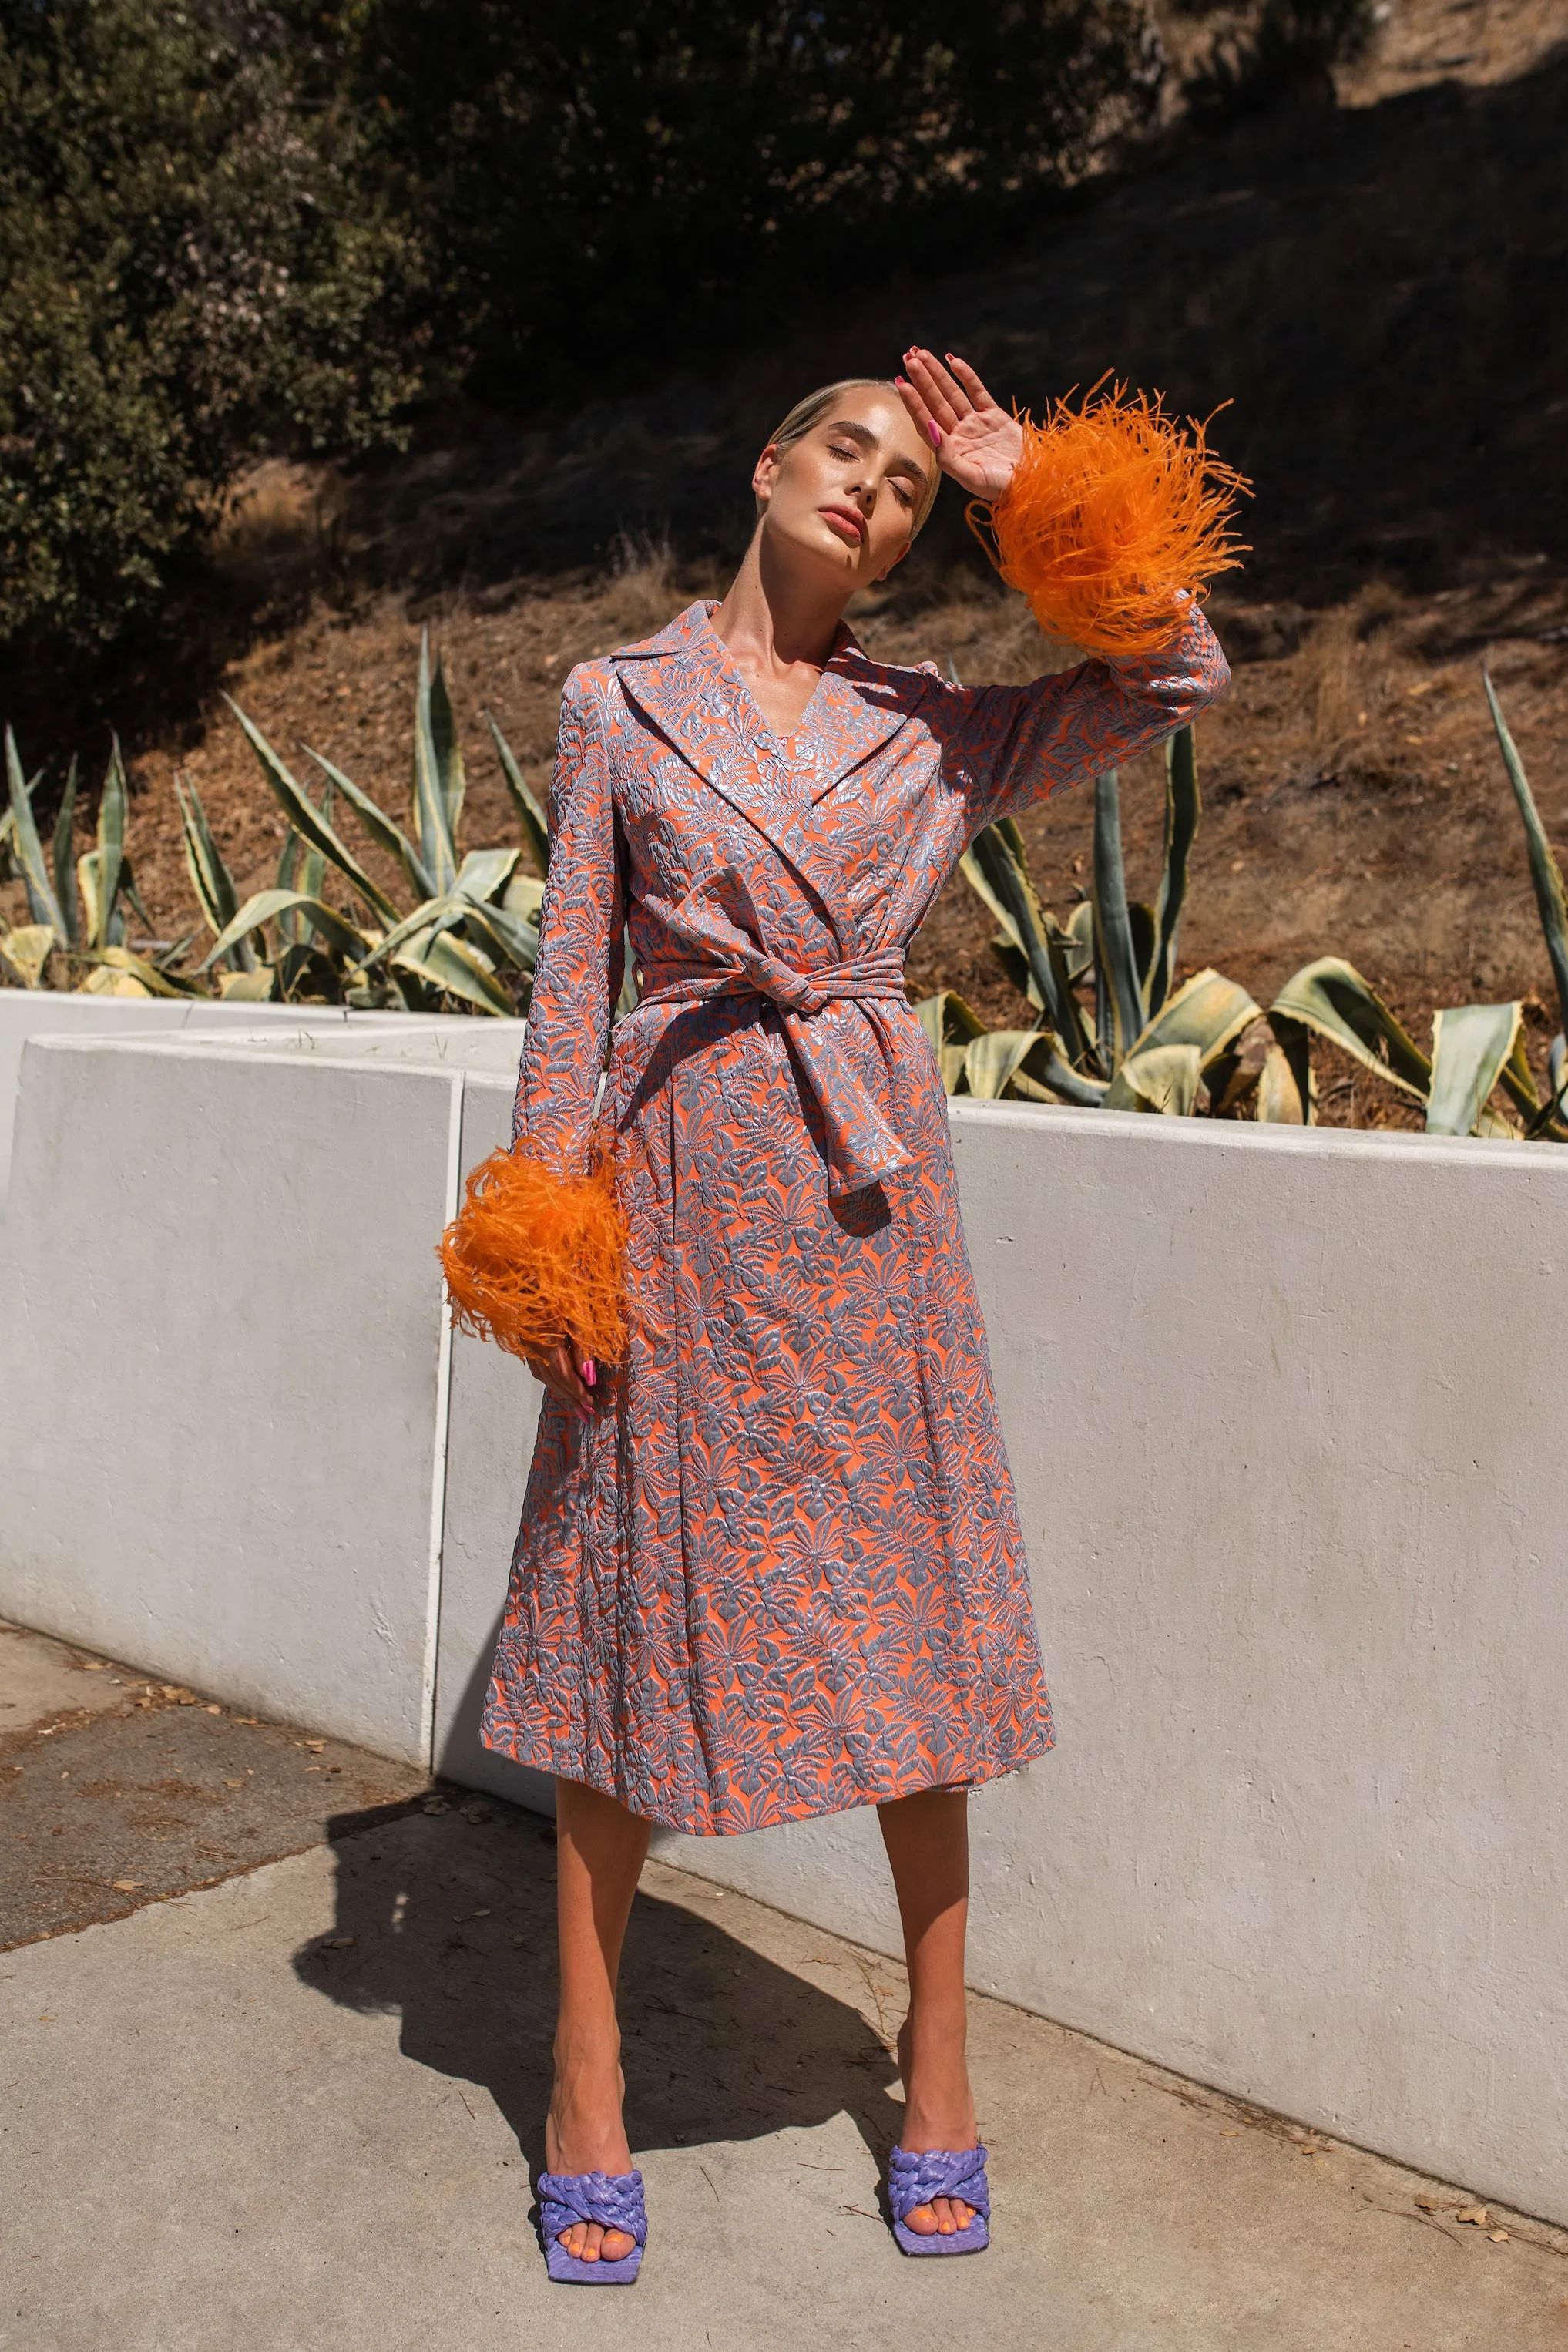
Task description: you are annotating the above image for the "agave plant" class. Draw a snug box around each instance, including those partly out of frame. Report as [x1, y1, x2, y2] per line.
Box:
[1, 727, 199, 996]
[1262, 677, 1568, 1141]
[935, 689, 1568, 1141]
[925, 724, 1274, 1118]
[186, 632, 552, 1014]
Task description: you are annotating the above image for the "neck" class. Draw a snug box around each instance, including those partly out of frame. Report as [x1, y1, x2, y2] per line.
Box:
[711, 529, 848, 678]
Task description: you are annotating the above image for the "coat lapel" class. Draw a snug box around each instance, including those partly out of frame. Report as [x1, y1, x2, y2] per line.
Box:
[614, 603, 871, 944]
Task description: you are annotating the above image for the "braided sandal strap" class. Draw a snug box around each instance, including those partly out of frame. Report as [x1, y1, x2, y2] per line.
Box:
[538, 2169, 647, 2248]
[887, 2144, 990, 2224]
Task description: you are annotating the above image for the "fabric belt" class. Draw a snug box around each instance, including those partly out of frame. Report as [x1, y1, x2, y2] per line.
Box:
[636, 943, 913, 1198]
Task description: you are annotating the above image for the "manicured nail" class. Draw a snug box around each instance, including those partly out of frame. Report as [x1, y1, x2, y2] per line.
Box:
[895, 374, 909, 387]
[927, 420, 942, 447]
[583, 1360, 596, 1387]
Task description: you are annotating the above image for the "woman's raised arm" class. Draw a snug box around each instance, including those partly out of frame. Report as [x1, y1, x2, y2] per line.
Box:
[938, 606, 1231, 837]
[898, 345, 1234, 833]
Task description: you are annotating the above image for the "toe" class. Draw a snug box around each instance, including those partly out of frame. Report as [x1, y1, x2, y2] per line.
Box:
[583, 2223, 605, 2261]
[601, 2228, 636, 2262]
[903, 2201, 939, 2235]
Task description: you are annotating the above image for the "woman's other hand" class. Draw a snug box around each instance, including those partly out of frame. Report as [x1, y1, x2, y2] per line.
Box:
[897, 349, 1023, 504]
[528, 1342, 600, 1420]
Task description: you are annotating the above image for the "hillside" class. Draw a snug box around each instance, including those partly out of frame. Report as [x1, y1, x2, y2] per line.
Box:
[4, 0, 1565, 1125]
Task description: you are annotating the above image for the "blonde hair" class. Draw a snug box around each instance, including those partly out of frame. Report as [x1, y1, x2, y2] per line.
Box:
[758, 378, 942, 539]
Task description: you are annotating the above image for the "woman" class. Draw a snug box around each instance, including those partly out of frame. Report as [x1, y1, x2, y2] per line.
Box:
[475, 349, 1230, 2278]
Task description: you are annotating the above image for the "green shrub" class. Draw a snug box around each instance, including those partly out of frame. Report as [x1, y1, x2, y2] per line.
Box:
[0, 0, 421, 654]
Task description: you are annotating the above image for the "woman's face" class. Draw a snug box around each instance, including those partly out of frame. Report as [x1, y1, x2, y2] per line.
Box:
[752, 389, 934, 590]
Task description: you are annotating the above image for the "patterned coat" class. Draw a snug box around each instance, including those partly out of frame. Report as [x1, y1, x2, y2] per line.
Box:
[482, 598, 1230, 1834]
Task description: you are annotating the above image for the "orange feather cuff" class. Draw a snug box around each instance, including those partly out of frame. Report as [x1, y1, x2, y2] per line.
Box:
[438, 1145, 630, 1366]
[972, 381, 1251, 656]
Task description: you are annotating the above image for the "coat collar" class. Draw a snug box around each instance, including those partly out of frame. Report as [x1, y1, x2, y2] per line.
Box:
[611, 603, 926, 946]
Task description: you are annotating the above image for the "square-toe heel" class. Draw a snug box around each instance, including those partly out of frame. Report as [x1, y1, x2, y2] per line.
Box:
[538, 2168, 646, 2284]
[886, 2144, 991, 2256]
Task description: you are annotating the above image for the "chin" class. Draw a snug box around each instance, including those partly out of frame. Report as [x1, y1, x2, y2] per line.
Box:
[771, 523, 861, 583]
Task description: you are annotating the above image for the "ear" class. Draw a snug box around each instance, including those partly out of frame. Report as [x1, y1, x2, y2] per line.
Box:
[752, 442, 782, 506]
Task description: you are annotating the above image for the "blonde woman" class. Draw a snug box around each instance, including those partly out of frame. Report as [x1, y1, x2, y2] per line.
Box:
[448, 348, 1231, 2280]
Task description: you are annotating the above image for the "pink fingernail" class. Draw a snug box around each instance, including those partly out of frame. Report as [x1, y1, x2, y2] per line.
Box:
[583, 1360, 597, 1388]
[928, 420, 942, 447]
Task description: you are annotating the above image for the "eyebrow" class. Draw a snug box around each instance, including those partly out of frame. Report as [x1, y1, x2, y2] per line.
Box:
[825, 417, 932, 490]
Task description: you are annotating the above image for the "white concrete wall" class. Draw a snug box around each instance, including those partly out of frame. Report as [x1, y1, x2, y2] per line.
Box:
[0, 1033, 465, 1758]
[647, 1107, 1568, 2226]
[0, 989, 525, 1213]
[2, 1031, 1566, 2222]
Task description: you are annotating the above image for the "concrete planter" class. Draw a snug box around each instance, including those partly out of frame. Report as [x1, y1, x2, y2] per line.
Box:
[2, 1021, 1564, 2222]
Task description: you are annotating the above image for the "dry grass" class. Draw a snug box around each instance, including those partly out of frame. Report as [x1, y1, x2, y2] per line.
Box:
[4, 0, 1566, 1137]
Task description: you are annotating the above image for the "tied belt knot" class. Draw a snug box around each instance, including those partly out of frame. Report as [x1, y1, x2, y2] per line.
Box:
[636, 937, 913, 1198]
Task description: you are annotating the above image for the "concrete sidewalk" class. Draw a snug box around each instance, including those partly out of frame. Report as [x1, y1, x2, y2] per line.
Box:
[4, 1628, 1567, 2350]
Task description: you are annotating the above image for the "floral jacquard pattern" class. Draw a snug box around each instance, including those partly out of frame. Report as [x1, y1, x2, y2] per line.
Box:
[482, 599, 1230, 1834]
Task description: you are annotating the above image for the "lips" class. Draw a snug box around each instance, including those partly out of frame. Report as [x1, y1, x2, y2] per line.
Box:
[819, 503, 866, 547]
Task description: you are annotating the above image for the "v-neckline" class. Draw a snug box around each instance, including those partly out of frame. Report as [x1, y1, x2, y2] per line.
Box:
[700, 601, 852, 760]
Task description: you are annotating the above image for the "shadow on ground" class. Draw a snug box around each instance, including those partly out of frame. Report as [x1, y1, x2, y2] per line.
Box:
[295, 1799, 902, 2176]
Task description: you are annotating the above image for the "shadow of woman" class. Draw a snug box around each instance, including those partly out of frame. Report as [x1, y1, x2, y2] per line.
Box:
[292, 1790, 902, 2184]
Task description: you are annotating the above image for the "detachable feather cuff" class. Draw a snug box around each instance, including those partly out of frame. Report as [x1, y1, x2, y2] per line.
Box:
[438, 1144, 629, 1365]
[973, 381, 1250, 656]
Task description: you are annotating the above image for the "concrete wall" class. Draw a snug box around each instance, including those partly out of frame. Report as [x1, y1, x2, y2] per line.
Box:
[0, 989, 525, 1213]
[2, 1028, 1565, 2222]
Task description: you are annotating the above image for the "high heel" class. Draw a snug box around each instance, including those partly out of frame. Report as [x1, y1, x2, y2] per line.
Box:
[886, 2144, 990, 2256]
[538, 2168, 646, 2284]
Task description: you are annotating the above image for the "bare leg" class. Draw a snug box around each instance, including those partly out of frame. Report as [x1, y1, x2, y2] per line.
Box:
[545, 1777, 652, 2263]
[878, 1785, 978, 2236]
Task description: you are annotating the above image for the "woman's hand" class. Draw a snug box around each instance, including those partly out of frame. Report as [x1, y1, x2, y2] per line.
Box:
[527, 1341, 601, 1420]
[897, 348, 1023, 505]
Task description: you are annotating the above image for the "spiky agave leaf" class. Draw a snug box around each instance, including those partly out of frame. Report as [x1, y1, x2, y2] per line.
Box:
[50, 757, 79, 948]
[1426, 1001, 1522, 1137]
[0, 922, 55, 989]
[411, 634, 460, 895]
[304, 744, 435, 903]
[71, 945, 205, 1000]
[4, 730, 65, 934]
[200, 891, 374, 973]
[455, 847, 521, 905]
[960, 820, 1090, 1062]
[966, 1026, 1108, 1107]
[1103, 1041, 1203, 1114]
[1271, 958, 1430, 1102]
[1149, 724, 1200, 1017]
[1485, 670, 1568, 1039]
[1126, 967, 1260, 1070]
[394, 926, 512, 1016]
[485, 713, 550, 879]
[226, 701, 400, 926]
[915, 989, 987, 1095]
[96, 738, 128, 948]
[1256, 1043, 1308, 1123]
[176, 772, 256, 970]
[1092, 768, 1143, 1067]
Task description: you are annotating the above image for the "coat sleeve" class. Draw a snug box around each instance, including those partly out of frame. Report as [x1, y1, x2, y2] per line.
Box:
[511, 674, 626, 1173]
[941, 601, 1231, 838]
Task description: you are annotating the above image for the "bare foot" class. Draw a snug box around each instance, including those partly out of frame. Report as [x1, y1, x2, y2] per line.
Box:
[545, 2045, 637, 2264]
[895, 2018, 979, 2236]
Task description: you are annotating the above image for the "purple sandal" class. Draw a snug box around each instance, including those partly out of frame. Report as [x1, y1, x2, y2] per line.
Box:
[538, 2168, 646, 2284]
[887, 2143, 991, 2256]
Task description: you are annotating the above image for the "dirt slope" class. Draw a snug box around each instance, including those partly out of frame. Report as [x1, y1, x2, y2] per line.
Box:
[3, 0, 1564, 1125]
